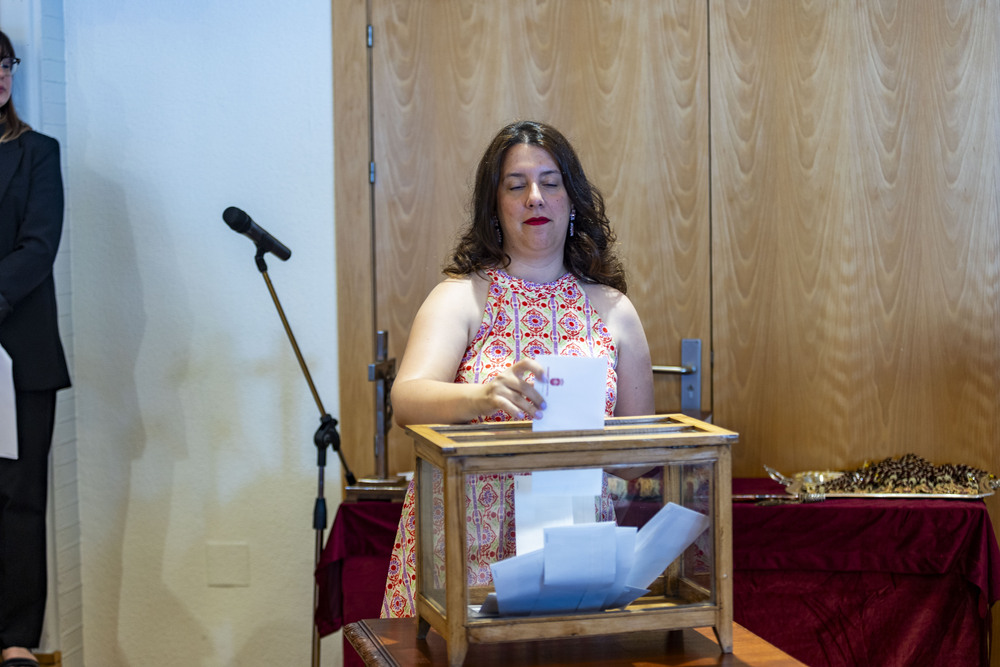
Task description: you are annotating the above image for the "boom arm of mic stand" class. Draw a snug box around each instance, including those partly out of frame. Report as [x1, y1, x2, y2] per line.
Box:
[254, 251, 356, 486]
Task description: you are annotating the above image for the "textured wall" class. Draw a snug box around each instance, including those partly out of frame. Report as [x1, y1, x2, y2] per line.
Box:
[64, 1, 342, 664]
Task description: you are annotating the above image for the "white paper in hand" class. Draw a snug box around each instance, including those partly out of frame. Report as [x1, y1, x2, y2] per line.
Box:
[0, 346, 17, 459]
[532, 355, 606, 432]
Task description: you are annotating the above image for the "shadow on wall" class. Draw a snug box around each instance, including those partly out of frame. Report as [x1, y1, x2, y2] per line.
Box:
[71, 162, 207, 664]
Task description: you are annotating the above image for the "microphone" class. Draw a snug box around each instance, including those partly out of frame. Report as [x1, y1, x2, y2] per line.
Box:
[223, 207, 292, 261]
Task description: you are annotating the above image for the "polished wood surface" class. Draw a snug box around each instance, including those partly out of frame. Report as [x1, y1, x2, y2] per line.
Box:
[335, 0, 1000, 498]
[333, 0, 378, 481]
[709, 1, 1000, 478]
[345, 617, 805, 667]
[334, 0, 712, 478]
[704, 6, 1000, 656]
[709, 5, 1000, 661]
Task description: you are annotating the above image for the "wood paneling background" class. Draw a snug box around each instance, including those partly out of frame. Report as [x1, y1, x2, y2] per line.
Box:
[710, 1, 1000, 479]
[333, 0, 374, 482]
[337, 0, 712, 477]
[706, 3, 999, 658]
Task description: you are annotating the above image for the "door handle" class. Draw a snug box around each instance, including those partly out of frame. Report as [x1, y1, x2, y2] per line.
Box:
[652, 338, 702, 414]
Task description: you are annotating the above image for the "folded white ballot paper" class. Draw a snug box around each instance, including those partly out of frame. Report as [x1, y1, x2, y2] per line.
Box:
[624, 502, 711, 591]
[532, 354, 606, 432]
[513, 468, 604, 555]
[485, 502, 710, 616]
[0, 346, 17, 459]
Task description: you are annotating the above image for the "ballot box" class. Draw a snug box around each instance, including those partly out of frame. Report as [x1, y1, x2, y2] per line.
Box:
[405, 414, 738, 667]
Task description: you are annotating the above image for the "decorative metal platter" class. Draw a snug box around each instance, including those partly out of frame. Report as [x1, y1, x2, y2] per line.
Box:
[764, 461, 998, 501]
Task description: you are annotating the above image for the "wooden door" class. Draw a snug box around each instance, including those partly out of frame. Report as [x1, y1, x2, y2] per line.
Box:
[709, 0, 1000, 478]
[707, 5, 999, 653]
[335, 0, 711, 478]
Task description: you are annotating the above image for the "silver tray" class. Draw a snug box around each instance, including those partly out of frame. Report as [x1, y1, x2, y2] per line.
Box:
[764, 465, 998, 501]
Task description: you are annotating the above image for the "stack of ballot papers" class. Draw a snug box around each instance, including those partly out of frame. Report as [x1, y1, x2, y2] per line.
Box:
[481, 502, 710, 616]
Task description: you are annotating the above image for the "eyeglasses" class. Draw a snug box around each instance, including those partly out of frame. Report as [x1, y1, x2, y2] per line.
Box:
[0, 58, 20, 75]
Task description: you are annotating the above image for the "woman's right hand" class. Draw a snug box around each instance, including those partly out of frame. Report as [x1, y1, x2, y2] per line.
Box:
[476, 358, 548, 420]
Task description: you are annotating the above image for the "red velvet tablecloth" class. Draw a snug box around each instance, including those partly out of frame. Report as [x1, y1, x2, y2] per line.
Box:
[315, 501, 400, 637]
[731, 478, 1000, 666]
[317, 481, 1000, 667]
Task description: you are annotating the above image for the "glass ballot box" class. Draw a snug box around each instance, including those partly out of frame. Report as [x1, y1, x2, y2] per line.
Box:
[405, 414, 738, 667]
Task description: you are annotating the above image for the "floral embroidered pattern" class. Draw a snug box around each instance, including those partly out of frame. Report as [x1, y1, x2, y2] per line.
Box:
[456, 269, 617, 419]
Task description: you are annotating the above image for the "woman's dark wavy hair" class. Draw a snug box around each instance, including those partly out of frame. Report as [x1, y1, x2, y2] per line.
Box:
[0, 31, 30, 143]
[444, 120, 628, 293]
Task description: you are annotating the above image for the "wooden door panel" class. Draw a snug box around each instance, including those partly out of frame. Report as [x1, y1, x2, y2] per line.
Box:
[710, 0, 1000, 478]
[338, 0, 712, 476]
[333, 0, 375, 483]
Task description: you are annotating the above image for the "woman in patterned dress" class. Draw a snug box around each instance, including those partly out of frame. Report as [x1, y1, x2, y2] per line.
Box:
[382, 121, 654, 617]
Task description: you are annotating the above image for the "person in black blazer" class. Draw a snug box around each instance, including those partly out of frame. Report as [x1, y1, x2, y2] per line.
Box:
[0, 30, 70, 667]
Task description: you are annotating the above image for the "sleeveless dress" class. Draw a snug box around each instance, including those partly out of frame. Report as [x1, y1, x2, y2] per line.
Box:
[381, 269, 619, 618]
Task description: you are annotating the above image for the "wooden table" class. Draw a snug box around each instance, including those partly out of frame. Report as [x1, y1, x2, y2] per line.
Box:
[344, 617, 805, 666]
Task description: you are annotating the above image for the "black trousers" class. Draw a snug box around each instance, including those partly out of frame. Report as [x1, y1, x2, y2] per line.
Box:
[0, 390, 55, 649]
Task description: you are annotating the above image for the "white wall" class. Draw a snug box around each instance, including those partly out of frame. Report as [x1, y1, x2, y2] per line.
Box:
[64, 1, 342, 664]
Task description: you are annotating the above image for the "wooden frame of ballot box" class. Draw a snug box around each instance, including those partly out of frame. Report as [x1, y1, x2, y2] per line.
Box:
[405, 414, 738, 667]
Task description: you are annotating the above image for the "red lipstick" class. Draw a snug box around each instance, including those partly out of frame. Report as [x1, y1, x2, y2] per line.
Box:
[524, 217, 550, 226]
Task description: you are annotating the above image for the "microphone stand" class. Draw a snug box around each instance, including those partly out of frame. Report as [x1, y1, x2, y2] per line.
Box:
[250, 249, 356, 667]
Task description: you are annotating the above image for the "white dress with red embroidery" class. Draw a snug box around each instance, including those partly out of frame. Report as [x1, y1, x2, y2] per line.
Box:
[381, 269, 619, 618]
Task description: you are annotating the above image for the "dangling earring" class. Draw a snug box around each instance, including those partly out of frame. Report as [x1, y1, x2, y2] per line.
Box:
[569, 209, 576, 237]
[493, 216, 503, 245]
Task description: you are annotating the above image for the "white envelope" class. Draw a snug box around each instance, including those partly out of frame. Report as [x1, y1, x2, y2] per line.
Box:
[489, 549, 545, 615]
[625, 502, 710, 591]
[542, 522, 617, 587]
[514, 470, 603, 554]
[531, 355, 606, 431]
[487, 502, 710, 617]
